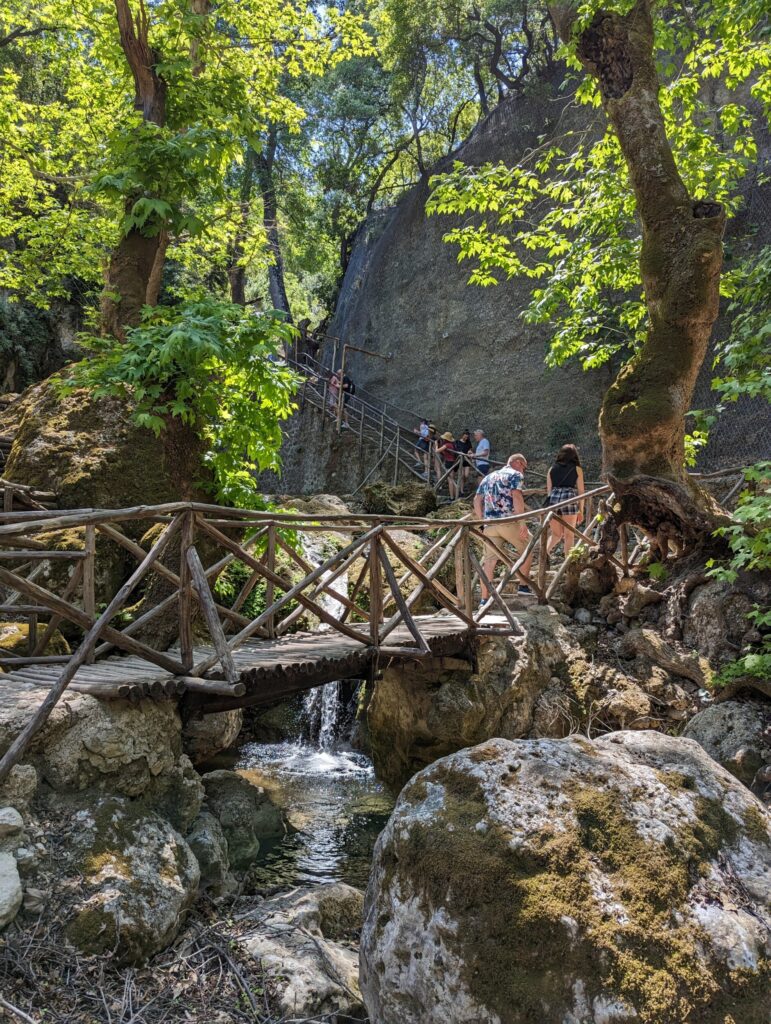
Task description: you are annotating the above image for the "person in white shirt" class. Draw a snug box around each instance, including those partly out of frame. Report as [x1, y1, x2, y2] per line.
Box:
[472, 429, 491, 477]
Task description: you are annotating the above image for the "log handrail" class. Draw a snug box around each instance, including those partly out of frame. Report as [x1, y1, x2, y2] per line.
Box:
[0, 487, 654, 784]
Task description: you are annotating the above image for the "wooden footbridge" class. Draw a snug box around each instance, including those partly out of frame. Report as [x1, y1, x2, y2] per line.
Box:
[0, 484, 654, 782]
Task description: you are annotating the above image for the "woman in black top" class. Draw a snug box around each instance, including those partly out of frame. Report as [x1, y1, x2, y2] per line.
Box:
[546, 444, 585, 555]
[454, 429, 473, 494]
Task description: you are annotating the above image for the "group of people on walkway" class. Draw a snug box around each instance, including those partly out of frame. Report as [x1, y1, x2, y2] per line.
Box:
[473, 444, 585, 604]
[413, 422, 491, 499]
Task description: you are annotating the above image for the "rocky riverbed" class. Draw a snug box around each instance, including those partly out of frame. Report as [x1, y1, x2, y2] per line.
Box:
[0, 502, 769, 1022]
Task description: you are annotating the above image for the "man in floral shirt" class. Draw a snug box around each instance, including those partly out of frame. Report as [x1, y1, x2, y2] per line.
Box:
[473, 453, 533, 605]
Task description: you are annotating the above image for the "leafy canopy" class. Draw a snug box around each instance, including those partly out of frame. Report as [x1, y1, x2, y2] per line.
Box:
[0, 0, 371, 307]
[59, 299, 299, 509]
[426, 0, 771, 370]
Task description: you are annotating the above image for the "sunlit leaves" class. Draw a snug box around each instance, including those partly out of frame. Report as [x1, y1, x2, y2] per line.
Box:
[59, 299, 300, 508]
[426, 2, 770, 373]
[0, 0, 372, 309]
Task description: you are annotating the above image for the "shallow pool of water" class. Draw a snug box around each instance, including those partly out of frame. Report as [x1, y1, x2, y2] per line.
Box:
[236, 740, 394, 890]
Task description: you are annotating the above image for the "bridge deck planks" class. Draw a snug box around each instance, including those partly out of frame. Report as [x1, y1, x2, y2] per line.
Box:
[0, 613, 506, 715]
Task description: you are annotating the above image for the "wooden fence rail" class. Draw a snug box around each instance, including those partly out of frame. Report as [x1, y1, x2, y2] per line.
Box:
[0, 485, 653, 783]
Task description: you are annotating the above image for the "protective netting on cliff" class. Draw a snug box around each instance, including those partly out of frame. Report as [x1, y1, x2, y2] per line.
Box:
[526, 391, 770, 481]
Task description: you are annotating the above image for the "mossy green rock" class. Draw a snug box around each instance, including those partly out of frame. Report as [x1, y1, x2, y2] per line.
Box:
[3, 379, 208, 518]
[65, 797, 199, 965]
[361, 732, 771, 1024]
[362, 481, 437, 518]
[0, 621, 70, 657]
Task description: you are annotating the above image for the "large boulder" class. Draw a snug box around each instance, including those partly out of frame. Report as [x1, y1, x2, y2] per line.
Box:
[34, 696, 183, 796]
[683, 699, 770, 796]
[4, 379, 207, 516]
[201, 770, 287, 871]
[362, 480, 437, 517]
[682, 579, 767, 667]
[65, 797, 199, 964]
[367, 608, 583, 788]
[361, 732, 771, 1024]
[182, 709, 244, 765]
[242, 883, 365, 1018]
[186, 810, 235, 895]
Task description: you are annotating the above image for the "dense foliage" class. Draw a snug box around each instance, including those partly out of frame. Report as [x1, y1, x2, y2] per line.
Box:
[426, 0, 770, 371]
[59, 300, 299, 507]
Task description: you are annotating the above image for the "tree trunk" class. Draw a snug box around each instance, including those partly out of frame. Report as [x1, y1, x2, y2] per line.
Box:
[101, 0, 168, 339]
[256, 132, 292, 320]
[549, 0, 726, 545]
[228, 149, 257, 306]
[101, 229, 165, 339]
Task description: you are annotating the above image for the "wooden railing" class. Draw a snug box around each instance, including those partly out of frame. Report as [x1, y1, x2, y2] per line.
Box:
[0, 486, 655, 781]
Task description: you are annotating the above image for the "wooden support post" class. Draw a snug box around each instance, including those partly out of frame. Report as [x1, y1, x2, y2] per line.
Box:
[537, 520, 549, 604]
[186, 545, 240, 687]
[31, 561, 84, 657]
[178, 512, 195, 672]
[27, 613, 37, 657]
[265, 523, 276, 638]
[369, 532, 383, 647]
[3, 485, 14, 513]
[0, 513, 184, 786]
[82, 525, 96, 663]
[392, 428, 400, 484]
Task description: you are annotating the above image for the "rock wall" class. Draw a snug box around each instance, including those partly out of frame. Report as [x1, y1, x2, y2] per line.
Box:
[259, 400, 381, 495]
[302, 79, 771, 486]
[324, 85, 613, 477]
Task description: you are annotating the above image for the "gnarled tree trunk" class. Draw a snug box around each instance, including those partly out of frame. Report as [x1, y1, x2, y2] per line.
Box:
[101, 0, 168, 339]
[549, 0, 726, 548]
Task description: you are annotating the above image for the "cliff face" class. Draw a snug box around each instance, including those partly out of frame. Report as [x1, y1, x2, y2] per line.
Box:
[327, 86, 613, 476]
[320, 81, 770, 484]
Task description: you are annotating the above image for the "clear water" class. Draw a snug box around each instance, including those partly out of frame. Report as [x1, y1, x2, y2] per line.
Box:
[236, 741, 394, 890]
[231, 531, 393, 891]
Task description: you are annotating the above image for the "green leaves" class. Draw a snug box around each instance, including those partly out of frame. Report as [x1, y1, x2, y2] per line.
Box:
[58, 298, 299, 509]
[426, 3, 771, 374]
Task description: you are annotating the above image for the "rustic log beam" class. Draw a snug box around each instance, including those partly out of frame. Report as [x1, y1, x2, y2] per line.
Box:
[0, 513, 184, 785]
[0, 565, 185, 675]
[186, 545, 240, 687]
[377, 544, 430, 654]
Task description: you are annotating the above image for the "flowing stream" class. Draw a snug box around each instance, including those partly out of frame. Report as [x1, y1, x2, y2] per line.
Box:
[235, 532, 394, 889]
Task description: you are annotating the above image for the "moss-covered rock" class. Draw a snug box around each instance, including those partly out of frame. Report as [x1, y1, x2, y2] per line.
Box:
[3, 379, 208, 520]
[65, 797, 199, 964]
[362, 481, 437, 518]
[0, 621, 70, 657]
[361, 733, 771, 1024]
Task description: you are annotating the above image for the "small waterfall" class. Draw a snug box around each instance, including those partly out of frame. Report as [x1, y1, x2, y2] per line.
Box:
[300, 534, 346, 750]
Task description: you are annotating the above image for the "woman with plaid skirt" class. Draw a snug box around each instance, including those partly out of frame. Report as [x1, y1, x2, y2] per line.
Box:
[546, 444, 585, 555]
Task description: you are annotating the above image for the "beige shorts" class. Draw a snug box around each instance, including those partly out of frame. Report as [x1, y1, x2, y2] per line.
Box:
[483, 520, 529, 556]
